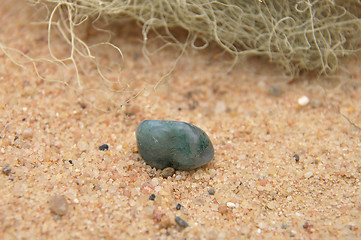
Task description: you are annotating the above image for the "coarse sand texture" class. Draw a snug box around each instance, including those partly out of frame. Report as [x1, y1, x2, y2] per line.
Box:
[0, 0, 361, 239]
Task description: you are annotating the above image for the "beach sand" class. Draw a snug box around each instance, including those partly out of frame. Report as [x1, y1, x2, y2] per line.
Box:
[1, 1, 360, 239]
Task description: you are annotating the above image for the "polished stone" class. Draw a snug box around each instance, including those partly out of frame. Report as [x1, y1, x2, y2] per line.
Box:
[136, 120, 214, 170]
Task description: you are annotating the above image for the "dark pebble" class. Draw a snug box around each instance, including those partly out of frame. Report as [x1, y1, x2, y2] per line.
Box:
[293, 154, 300, 162]
[176, 203, 182, 210]
[2, 164, 11, 176]
[69, 160, 73, 165]
[349, 225, 357, 231]
[148, 169, 157, 178]
[208, 189, 215, 195]
[136, 120, 214, 170]
[149, 194, 156, 200]
[303, 221, 313, 231]
[99, 144, 109, 151]
[79, 102, 87, 109]
[175, 216, 188, 228]
[281, 223, 288, 229]
[161, 167, 175, 178]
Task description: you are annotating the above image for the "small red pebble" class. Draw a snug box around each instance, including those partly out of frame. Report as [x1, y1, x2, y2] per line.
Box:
[258, 179, 268, 186]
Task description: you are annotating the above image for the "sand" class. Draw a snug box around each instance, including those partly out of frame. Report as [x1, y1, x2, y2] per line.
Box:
[0, 0, 360, 239]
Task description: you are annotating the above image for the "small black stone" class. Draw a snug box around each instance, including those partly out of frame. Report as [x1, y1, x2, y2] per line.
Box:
[99, 144, 109, 151]
[349, 225, 357, 231]
[79, 102, 87, 109]
[14, 136, 19, 141]
[293, 154, 300, 162]
[175, 216, 188, 228]
[2, 164, 11, 176]
[176, 203, 182, 210]
[69, 160, 73, 165]
[208, 189, 215, 195]
[149, 194, 156, 200]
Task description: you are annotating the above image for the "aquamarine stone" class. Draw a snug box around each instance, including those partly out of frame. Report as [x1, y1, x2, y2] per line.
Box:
[136, 120, 214, 170]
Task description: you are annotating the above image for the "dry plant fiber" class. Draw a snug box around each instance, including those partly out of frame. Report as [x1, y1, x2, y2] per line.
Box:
[38, 0, 361, 76]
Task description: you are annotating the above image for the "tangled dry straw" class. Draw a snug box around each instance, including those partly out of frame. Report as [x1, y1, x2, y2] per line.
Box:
[37, 0, 361, 76]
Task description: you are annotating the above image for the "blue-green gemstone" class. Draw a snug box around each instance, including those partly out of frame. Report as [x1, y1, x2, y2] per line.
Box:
[136, 120, 214, 170]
